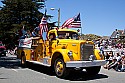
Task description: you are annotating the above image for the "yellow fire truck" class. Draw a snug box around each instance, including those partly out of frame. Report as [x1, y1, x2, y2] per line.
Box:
[17, 28, 106, 78]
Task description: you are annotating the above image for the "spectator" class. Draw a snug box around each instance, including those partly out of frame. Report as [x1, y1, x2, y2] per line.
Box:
[121, 55, 125, 71]
[108, 51, 114, 63]
[107, 56, 117, 70]
[103, 51, 114, 69]
[19, 26, 27, 39]
[107, 53, 121, 71]
[26, 30, 32, 38]
[105, 52, 110, 60]
[99, 44, 104, 55]
[32, 30, 37, 37]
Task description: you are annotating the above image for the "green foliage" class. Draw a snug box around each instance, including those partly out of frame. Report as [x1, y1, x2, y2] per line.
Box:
[0, 0, 54, 45]
[0, 0, 46, 33]
[81, 34, 102, 40]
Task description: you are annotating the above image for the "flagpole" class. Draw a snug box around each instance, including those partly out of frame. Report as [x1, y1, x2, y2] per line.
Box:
[50, 8, 60, 29]
[80, 13, 82, 39]
[58, 8, 60, 29]
[81, 26, 82, 38]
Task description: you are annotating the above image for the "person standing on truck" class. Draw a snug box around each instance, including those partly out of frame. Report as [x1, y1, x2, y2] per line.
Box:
[39, 11, 48, 56]
[48, 33, 56, 54]
[19, 26, 27, 39]
[34, 27, 40, 36]
[32, 27, 40, 37]
[32, 30, 37, 37]
[49, 34, 55, 41]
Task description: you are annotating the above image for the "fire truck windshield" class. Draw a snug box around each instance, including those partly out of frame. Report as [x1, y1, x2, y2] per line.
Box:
[57, 31, 79, 40]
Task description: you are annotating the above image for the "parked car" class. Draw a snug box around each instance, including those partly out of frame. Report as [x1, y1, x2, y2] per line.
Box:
[0, 41, 6, 56]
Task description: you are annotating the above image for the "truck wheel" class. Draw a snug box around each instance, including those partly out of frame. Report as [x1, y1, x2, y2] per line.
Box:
[86, 66, 101, 75]
[21, 55, 26, 67]
[54, 58, 70, 78]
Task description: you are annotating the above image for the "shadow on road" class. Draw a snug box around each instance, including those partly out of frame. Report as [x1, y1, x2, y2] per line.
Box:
[0, 77, 8, 80]
[26, 62, 108, 81]
[26, 62, 55, 76]
[64, 71, 108, 81]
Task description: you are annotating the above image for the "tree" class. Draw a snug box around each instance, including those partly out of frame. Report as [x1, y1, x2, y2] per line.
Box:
[0, 0, 47, 33]
[0, 0, 52, 45]
[33, 0, 46, 9]
[81, 34, 102, 40]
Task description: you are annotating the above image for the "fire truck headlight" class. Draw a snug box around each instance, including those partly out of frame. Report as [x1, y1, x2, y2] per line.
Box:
[68, 51, 73, 57]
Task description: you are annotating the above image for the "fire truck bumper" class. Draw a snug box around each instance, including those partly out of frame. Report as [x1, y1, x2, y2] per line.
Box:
[66, 60, 106, 68]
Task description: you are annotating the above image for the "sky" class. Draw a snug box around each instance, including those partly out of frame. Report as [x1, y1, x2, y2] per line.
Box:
[1, 0, 125, 36]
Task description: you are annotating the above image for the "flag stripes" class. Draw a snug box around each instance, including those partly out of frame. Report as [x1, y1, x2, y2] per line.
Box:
[62, 18, 74, 28]
[61, 13, 81, 28]
[39, 16, 48, 37]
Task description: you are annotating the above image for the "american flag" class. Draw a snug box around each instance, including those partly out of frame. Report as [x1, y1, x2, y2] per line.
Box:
[39, 16, 48, 37]
[61, 13, 81, 28]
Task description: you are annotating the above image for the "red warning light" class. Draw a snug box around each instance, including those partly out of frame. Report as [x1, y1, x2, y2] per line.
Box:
[77, 29, 80, 32]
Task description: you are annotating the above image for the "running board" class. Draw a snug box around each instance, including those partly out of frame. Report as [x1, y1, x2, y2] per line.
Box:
[27, 60, 51, 67]
[27, 57, 51, 67]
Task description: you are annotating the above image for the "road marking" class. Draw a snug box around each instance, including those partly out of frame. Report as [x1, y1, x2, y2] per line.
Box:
[43, 77, 46, 80]
[11, 69, 18, 72]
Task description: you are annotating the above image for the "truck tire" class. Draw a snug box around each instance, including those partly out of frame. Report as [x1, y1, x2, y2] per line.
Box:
[86, 66, 101, 75]
[21, 51, 26, 67]
[21, 55, 26, 67]
[54, 58, 70, 78]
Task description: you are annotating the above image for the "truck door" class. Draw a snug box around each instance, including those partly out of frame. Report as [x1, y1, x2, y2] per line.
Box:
[46, 33, 56, 56]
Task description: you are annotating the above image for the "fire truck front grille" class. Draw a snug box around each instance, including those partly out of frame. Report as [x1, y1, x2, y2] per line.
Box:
[80, 44, 94, 61]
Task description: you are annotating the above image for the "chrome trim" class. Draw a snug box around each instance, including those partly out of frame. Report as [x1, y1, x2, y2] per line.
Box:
[66, 60, 106, 68]
[72, 44, 76, 46]
[80, 44, 94, 61]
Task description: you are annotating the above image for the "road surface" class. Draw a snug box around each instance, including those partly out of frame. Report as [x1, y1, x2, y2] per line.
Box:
[0, 54, 125, 83]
